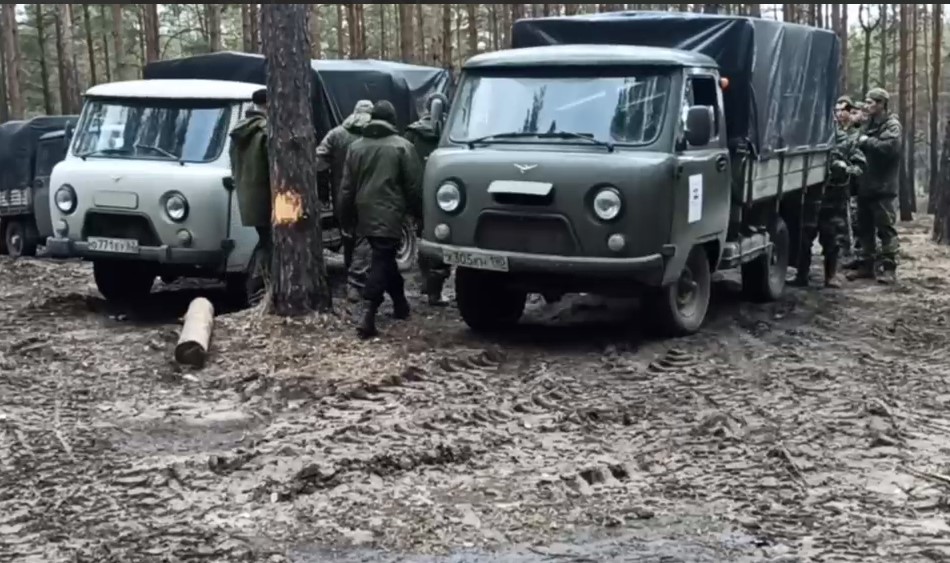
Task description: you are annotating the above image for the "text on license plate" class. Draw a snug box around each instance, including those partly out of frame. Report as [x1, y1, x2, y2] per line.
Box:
[87, 237, 140, 254]
[442, 249, 509, 272]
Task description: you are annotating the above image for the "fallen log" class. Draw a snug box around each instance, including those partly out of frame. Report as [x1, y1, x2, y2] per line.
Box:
[175, 297, 214, 368]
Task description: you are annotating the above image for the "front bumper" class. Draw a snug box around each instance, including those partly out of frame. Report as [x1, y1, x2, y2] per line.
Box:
[420, 240, 668, 285]
[45, 236, 225, 265]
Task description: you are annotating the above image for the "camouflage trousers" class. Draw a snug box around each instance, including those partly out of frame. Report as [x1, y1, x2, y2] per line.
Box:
[343, 236, 371, 294]
[855, 195, 899, 270]
[798, 199, 849, 274]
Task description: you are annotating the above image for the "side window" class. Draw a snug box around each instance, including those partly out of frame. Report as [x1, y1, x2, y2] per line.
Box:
[686, 75, 721, 141]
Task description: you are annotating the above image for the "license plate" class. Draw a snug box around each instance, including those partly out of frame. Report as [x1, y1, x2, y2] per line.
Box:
[442, 249, 509, 272]
[87, 237, 139, 254]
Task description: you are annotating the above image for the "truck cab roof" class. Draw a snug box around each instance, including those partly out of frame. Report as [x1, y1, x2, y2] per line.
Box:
[464, 44, 717, 70]
[84, 79, 262, 101]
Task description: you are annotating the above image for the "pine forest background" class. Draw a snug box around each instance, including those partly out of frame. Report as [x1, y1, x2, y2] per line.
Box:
[0, 3, 946, 218]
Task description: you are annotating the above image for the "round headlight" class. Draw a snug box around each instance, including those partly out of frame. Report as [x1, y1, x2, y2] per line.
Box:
[436, 182, 462, 213]
[54, 185, 77, 214]
[593, 187, 622, 221]
[164, 192, 188, 222]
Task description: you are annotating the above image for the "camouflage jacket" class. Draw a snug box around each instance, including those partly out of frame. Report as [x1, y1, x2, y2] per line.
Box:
[857, 113, 902, 198]
[316, 112, 371, 202]
[404, 114, 439, 163]
[826, 125, 867, 204]
[339, 120, 423, 239]
[228, 110, 270, 228]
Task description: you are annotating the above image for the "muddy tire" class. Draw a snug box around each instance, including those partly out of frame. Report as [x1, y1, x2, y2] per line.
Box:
[4, 219, 40, 258]
[455, 268, 526, 332]
[741, 217, 789, 302]
[93, 260, 155, 303]
[647, 245, 711, 337]
[396, 218, 418, 273]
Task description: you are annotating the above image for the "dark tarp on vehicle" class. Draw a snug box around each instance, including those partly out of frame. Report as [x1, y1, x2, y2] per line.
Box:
[0, 116, 78, 197]
[510, 11, 839, 158]
[143, 52, 451, 135]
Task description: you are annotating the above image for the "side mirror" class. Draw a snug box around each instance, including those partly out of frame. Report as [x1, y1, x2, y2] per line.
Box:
[430, 98, 445, 136]
[684, 105, 713, 147]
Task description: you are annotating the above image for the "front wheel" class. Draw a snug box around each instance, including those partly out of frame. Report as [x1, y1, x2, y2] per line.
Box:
[396, 218, 418, 273]
[741, 217, 789, 302]
[647, 245, 711, 337]
[455, 268, 527, 332]
[93, 260, 155, 303]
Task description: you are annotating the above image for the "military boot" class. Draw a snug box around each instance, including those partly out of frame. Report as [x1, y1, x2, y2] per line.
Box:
[790, 268, 810, 287]
[426, 278, 449, 307]
[391, 291, 411, 320]
[346, 285, 362, 303]
[356, 301, 379, 339]
[877, 263, 897, 285]
[846, 261, 875, 281]
[824, 255, 842, 288]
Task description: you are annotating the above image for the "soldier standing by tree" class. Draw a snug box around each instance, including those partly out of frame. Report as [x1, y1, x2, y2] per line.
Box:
[847, 88, 902, 285]
[405, 93, 452, 306]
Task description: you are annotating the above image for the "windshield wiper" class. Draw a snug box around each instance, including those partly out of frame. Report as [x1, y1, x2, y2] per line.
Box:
[465, 130, 614, 152]
[78, 147, 132, 160]
[134, 144, 184, 164]
[466, 131, 542, 149]
[536, 131, 615, 152]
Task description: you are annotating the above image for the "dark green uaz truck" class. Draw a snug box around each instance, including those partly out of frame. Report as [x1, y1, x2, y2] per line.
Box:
[419, 12, 840, 335]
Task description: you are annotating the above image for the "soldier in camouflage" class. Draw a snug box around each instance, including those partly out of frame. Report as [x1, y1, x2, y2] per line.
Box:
[793, 96, 867, 288]
[847, 88, 902, 285]
[405, 93, 452, 306]
[844, 100, 867, 263]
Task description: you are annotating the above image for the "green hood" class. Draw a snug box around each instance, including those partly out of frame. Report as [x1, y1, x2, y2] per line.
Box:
[362, 120, 399, 139]
[230, 110, 267, 147]
[342, 111, 372, 133]
[406, 114, 438, 140]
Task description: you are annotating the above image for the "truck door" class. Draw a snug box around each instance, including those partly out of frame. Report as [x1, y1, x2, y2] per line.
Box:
[32, 135, 67, 240]
[672, 71, 731, 273]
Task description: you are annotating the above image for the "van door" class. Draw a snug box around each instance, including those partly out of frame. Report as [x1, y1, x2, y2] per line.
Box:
[32, 135, 67, 239]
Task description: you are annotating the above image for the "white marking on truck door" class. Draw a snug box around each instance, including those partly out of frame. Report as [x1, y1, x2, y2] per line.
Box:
[688, 174, 703, 223]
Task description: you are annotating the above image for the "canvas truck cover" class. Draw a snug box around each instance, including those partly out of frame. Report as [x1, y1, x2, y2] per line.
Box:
[0, 116, 78, 196]
[143, 52, 450, 134]
[511, 12, 839, 158]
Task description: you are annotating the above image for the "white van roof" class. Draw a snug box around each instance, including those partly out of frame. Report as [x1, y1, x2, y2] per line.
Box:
[84, 79, 262, 101]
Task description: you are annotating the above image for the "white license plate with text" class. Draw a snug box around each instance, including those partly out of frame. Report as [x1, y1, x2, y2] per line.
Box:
[87, 237, 140, 254]
[442, 248, 509, 272]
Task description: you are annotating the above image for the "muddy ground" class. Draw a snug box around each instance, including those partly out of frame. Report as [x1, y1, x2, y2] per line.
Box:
[3, 219, 950, 562]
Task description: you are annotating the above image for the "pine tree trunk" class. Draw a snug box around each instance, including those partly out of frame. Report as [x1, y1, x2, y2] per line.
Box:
[908, 4, 918, 212]
[415, 3, 425, 62]
[249, 4, 260, 53]
[378, 4, 386, 59]
[930, 3, 942, 213]
[34, 4, 55, 115]
[335, 4, 345, 57]
[259, 4, 332, 316]
[467, 4, 479, 57]
[345, 4, 358, 57]
[82, 4, 98, 85]
[241, 4, 252, 52]
[0, 22, 8, 123]
[399, 5, 413, 62]
[99, 5, 111, 82]
[2, 3, 25, 119]
[206, 4, 222, 52]
[441, 4, 452, 69]
[879, 4, 887, 87]
[143, 4, 160, 63]
[897, 4, 913, 221]
[111, 4, 129, 80]
[932, 116, 950, 242]
[56, 4, 82, 114]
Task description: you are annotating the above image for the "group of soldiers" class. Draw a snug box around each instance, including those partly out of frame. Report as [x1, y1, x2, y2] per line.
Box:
[229, 89, 449, 339]
[794, 87, 903, 287]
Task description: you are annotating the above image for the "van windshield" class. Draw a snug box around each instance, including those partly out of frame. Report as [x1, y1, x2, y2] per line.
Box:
[448, 68, 672, 146]
[72, 98, 233, 163]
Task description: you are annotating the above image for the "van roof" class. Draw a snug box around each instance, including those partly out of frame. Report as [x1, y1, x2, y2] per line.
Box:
[84, 79, 262, 101]
[464, 44, 716, 70]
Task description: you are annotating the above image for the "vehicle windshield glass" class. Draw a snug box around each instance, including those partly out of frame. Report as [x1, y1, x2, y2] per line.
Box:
[448, 68, 672, 145]
[72, 98, 233, 162]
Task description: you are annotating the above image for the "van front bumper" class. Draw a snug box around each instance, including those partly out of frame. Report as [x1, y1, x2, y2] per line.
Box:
[419, 240, 670, 285]
[45, 236, 225, 265]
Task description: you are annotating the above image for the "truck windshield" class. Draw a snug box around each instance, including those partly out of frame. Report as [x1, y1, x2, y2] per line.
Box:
[448, 69, 671, 146]
[72, 99, 233, 163]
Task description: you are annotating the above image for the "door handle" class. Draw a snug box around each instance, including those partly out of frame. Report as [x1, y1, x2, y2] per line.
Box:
[715, 155, 728, 172]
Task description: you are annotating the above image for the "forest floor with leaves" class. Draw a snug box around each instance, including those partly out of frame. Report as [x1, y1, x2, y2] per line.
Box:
[3, 218, 950, 562]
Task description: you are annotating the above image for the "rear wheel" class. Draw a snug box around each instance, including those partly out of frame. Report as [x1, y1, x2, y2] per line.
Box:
[648, 245, 711, 337]
[455, 268, 526, 332]
[741, 217, 789, 302]
[4, 219, 40, 258]
[93, 260, 155, 303]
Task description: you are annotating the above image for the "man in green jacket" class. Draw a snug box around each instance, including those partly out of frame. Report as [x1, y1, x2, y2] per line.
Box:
[339, 101, 423, 338]
[848, 88, 902, 284]
[404, 93, 451, 306]
[229, 88, 271, 295]
[317, 100, 373, 302]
